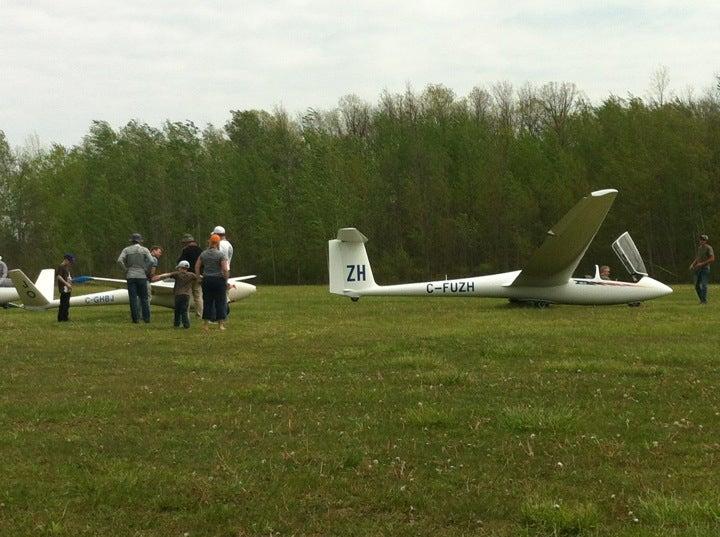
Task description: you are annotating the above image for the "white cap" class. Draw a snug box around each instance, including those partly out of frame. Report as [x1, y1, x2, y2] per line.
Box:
[177, 260, 190, 269]
[212, 225, 225, 235]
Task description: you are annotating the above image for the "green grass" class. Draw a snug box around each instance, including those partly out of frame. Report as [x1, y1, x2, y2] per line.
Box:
[1, 285, 719, 536]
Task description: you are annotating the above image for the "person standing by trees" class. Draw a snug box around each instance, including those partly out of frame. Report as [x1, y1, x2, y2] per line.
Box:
[147, 245, 164, 297]
[0, 256, 9, 309]
[690, 234, 715, 304]
[148, 246, 164, 280]
[212, 226, 233, 270]
[118, 233, 154, 323]
[177, 234, 203, 317]
[195, 234, 229, 331]
[212, 225, 233, 316]
[56, 254, 75, 322]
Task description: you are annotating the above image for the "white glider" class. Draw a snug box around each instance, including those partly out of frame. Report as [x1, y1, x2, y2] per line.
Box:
[0, 270, 56, 308]
[328, 189, 672, 307]
[7, 270, 256, 311]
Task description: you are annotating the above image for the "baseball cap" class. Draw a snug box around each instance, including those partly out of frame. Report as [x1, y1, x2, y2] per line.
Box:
[700, 234, 709, 241]
[129, 232, 143, 243]
[63, 253, 76, 263]
[212, 225, 225, 235]
[177, 260, 190, 269]
[181, 233, 195, 243]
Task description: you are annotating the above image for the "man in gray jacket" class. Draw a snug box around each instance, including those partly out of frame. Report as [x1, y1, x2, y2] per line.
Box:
[118, 233, 154, 323]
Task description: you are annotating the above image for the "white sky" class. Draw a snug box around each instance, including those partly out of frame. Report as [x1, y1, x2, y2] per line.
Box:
[1, 0, 719, 148]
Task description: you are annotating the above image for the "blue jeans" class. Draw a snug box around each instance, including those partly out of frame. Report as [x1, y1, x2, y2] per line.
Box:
[127, 278, 150, 322]
[694, 267, 710, 303]
[174, 295, 190, 328]
[202, 276, 227, 321]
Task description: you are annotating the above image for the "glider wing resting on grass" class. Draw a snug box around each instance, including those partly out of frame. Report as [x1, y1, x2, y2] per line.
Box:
[5, 270, 256, 311]
[328, 189, 672, 307]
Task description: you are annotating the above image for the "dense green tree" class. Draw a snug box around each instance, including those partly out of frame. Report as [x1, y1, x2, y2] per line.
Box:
[1, 81, 719, 284]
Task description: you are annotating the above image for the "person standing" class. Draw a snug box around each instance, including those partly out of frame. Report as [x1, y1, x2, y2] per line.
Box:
[147, 245, 164, 298]
[148, 246, 164, 281]
[212, 225, 234, 317]
[690, 234, 715, 304]
[177, 234, 203, 317]
[0, 255, 9, 308]
[195, 234, 229, 331]
[153, 260, 201, 329]
[212, 226, 234, 271]
[56, 254, 75, 322]
[118, 233, 154, 323]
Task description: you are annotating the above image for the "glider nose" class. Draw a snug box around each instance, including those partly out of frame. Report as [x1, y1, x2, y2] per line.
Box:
[647, 277, 673, 298]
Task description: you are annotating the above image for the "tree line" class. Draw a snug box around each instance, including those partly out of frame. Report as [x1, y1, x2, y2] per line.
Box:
[1, 81, 719, 284]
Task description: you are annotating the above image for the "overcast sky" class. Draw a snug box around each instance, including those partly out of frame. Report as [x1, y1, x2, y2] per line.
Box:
[1, 0, 719, 148]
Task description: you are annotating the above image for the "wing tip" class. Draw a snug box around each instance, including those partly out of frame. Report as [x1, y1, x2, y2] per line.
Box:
[591, 188, 618, 197]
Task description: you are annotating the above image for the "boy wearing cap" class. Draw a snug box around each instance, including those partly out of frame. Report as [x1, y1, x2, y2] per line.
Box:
[56, 254, 75, 322]
[690, 234, 715, 304]
[154, 261, 202, 328]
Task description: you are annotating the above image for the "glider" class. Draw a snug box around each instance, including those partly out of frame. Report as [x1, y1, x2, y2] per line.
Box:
[6, 270, 256, 311]
[0, 270, 54, 308]
[328, 189, 672, 307]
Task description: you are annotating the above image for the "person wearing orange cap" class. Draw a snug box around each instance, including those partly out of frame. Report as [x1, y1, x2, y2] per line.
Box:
[195, 234, 230, 330]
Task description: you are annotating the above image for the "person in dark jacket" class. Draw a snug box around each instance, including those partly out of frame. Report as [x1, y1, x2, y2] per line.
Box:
[56, 253, 75, 322]
[177, 233, 203, 317]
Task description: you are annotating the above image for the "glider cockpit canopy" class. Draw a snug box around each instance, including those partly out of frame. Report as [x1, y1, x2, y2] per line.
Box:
[612, 232, 648, 280]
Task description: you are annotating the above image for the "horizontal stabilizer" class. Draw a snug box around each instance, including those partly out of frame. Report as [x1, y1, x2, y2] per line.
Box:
[337, 228, 368, 243]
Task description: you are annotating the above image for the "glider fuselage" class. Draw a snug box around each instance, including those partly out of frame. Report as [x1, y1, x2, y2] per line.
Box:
[348, 271, 672, 305]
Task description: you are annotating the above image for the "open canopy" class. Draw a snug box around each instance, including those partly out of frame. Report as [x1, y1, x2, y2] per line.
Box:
[612, 232, 648, 278]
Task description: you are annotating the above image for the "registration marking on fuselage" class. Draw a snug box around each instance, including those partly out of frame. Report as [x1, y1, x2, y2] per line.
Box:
[426, 281, 475, 294]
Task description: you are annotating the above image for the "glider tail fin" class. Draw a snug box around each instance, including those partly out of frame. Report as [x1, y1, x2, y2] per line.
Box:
[328, 228, 377, 295]
[9, 269, 53, 309]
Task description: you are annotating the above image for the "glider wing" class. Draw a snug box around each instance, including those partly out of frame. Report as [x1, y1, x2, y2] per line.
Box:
[510, 189, 618, 287]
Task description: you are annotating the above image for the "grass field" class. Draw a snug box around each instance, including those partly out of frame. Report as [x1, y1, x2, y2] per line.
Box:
[1, 285, 719, 536]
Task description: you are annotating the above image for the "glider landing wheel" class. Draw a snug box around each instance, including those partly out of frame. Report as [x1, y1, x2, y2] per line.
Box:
[627, 302, 641, 307]
[350, 297, 359, 302]
[534, 300, 550, 309]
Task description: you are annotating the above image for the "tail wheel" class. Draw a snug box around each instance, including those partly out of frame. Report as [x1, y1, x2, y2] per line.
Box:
[351, 297, 359, 302]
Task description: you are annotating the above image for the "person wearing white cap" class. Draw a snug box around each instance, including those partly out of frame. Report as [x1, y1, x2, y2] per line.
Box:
[211, 225, 235, 319]
[153, 260, 202, 328]
[212, 226, 234, 270]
